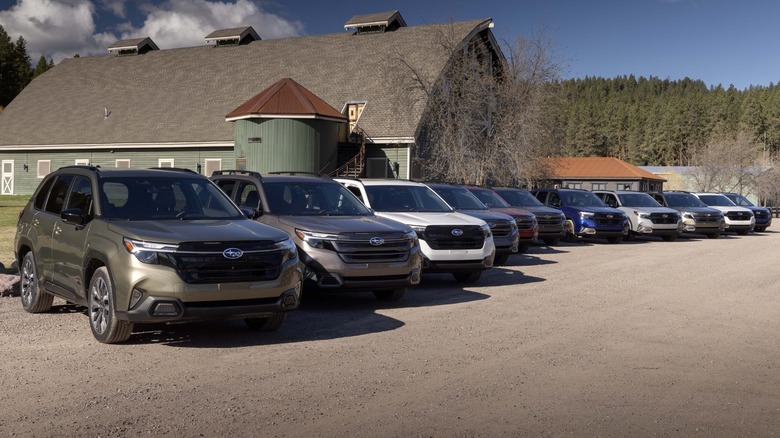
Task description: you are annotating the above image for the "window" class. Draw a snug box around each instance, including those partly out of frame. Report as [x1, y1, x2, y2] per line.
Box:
[204, 159, 221, 177]
[236, 158, 247, 171]
[65, 176, 94, 217]
[75, 159, 89, 166]
[565, 182, 581, 189]
[37, 160, 51, 178]
[115, 159, 130, 169]
[44, 175, 73, 214]
[618, 183, 632, 190]
[592, 183, 607, 190]
[158, 159, 174, 168]
[366, 157, 388, 178]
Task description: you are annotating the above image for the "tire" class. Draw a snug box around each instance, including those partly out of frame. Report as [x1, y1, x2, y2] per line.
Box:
[563, 220, 576, 242]
[245, 313, 286, 332]
[624, 230, 635, 241]
[542, 238, 560, 246]
[516, 243, 531, 254]
[453, 271, 482, 284]
[373, 288, 406, 301]
[88, 267, 133, 344]
[493, 254, 510, 266]
[754, 226, 766, 232]
[662, 234, 678, 242]
[20, 251, 53, 313]
[707, 231, 720, 239]
[606, 235, 623, 244]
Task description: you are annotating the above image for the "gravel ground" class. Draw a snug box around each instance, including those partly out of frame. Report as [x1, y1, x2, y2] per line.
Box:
[1, 231, 779, 437]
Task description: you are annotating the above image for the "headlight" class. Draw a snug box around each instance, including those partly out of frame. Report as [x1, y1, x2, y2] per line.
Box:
[580, 212, 594, 219]
[295, 229, 338, 249]
[682, 212, 694, 219]
[123, 238, 178, 264]
[510, 219, 518, 230]
[480, 223, 492, 237]
[275, 237, 297, 263]
[404, 230, 419, 246]
[410, 225, 427, 240]
[633, 210, 650, 218]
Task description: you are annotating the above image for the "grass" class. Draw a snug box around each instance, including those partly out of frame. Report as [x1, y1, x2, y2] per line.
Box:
[0, 195, 30, 271]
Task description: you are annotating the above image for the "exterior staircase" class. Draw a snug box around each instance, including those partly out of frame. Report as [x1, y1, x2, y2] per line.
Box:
[332, 143, 365, 178]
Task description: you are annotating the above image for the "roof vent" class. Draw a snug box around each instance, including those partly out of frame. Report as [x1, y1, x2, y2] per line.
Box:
[205, 26, 260, 47]
[344, 10, 406, 34]
[107, 37, 159, 56]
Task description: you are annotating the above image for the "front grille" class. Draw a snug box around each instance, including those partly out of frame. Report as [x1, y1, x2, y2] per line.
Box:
[487, 220, 513, 238]
[754, 210, 770, 220]
[726, 211, 753, 221]
[513, 216, 536, 231]
[692, 213, 721, 223]
[594, 212, 624, 226]
[331, 232, 412, 263]
[420, 225, 485, 250]
[161, 240, 283, 284]
[536, 214, 562, 226]
[649, 212, 679, 224]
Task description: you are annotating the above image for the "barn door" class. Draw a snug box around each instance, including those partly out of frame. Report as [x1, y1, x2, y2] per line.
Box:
[1, 160, 13, 195]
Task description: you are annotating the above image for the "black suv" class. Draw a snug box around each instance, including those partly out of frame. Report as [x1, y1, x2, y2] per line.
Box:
[211, 171, 422, 300]
[15, 166, 302, 343]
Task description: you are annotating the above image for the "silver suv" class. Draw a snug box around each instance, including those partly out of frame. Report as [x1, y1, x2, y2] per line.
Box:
[212, 171, 422, 301]
[15, 166, 302, 343]
[594, 190, 682, 241]
[648, 191, 724, 239]
[692, 192, 755, 235]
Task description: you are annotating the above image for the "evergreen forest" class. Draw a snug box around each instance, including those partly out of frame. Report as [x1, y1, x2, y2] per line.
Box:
[0, 24, 54, 111]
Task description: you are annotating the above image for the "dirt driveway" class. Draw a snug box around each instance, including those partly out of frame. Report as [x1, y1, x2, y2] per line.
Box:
[1, 231, 779, 437]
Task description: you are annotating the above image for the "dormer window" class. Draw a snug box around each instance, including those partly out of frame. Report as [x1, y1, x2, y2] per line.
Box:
[344, 11, 406, 34]
[107, 37, 159, 56]
[205, 26, 261, 47]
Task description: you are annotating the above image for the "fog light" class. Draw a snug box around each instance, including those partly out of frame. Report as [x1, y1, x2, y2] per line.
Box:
[410, 268, 421, 284]
[130, 289, 143, 309]
[582, 227, 596, 235]
[152, 302, 181, 317]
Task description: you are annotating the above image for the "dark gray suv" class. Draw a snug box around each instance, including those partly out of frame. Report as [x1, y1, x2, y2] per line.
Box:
[15, 166, 302, 343]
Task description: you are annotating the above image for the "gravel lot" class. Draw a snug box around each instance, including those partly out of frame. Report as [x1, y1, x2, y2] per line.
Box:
[1, 231, 779, 437]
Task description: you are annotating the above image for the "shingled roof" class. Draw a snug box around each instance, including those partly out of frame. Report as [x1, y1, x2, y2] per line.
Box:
[225, 77, 347, 122]
[551, 157, 666, 181]
[0, 18, 492, 149]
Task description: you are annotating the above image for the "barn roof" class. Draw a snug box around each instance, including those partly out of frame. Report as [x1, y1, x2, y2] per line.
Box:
[551, 157, 666, 181]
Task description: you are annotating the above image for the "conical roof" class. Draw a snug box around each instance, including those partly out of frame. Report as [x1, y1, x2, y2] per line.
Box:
[226, 77, 347, 122]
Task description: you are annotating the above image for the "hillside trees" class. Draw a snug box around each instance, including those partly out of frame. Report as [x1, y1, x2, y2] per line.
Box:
[0, 24, 53, 107]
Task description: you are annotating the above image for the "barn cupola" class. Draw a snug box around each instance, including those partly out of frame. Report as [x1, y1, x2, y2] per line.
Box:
[344, 11, 406, 34]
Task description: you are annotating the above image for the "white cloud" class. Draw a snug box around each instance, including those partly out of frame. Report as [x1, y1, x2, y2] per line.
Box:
[0, 0, 305, 65]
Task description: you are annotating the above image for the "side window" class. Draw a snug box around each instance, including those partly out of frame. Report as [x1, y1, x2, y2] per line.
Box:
[347, 186, 364, 203]
[44, 175, 74, 215]
[215, 179, 237, 200]
[33, 175, 57, 210]
[236, 182, 260, 208]
[534, 191, 547, 204]
[548, 192, 561, 207]
[604, 194, 618, 208]
[65, 176, 94, 217]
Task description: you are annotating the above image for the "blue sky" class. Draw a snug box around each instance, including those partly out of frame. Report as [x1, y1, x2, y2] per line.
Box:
[0, 0, 778, 89]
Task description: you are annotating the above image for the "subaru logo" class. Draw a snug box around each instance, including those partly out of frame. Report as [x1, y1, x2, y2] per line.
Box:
[606, 214, 613, 219]
[451, 228, 464, 237]
[223, 248, 243, 259]
[369, 237, 385, 246]
[662, 214, 668, 218]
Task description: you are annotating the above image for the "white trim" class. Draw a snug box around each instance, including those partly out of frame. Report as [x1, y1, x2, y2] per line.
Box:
[115, 159, 131, 169]
[225, 114, 347, 123]
[0, 141, 234, 152]
[406, 147, 411, 179]
[1, 160, 13, 195]
[203, 158, 222, 177]
[37, 160, 51, 178]
[158, 158, 174, 168]
[366, 137, 415, 144]
[75, 159, 89, 166]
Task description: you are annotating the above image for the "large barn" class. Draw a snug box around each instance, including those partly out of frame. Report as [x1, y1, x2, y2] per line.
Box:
[0, 11, 502, 195]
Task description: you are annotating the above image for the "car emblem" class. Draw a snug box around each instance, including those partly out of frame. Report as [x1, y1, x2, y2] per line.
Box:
[369, 237, 385, 246]
[662, 214, 668, 218]
[451, 228, 464, 237]
[606, 214, 613, 219]
[223, 248, 243, 259]
[544, 215, 551, 219]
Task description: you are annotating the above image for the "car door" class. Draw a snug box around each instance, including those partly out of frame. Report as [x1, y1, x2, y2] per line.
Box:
[36, 174, 74, 289]
[50, 175, 94, 299]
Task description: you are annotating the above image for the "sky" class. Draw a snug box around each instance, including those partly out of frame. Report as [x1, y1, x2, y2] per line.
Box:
[0, 0, 778, 90]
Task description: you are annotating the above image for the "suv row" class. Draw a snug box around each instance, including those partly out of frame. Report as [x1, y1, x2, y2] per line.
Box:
[531, 188, 629, 244]
[15, 166, 303, 343]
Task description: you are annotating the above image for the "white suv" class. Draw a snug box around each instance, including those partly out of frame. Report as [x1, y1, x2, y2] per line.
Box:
[336, 178, 495, 283]
[692, 193, 755, 235]
[594, 190, 683, 241]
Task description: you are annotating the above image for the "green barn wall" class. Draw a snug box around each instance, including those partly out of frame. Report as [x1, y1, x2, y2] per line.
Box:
[233, 119, 339, 174]
[0, 147, 233, 196]
[366, 144, 410, 178]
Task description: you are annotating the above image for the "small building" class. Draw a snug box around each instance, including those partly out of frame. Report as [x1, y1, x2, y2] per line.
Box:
[546, 157, 666, 192]
[0, 11, 502, 195]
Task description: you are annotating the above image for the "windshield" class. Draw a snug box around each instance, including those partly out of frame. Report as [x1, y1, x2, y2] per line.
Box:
[366, 185, 452, 213]
[617, 193, 662, 208]
[263, 181, 371, 216]
[724, 194, 754, 206]
[664, 193, 707, 208]
[560, 190, 608, 208]
[431, 186, 487, 210]
[697, 194, 736, 207]
[100, 176, 241, 220]
[494, 189, 544, 207]
[468, 188, 511, 208]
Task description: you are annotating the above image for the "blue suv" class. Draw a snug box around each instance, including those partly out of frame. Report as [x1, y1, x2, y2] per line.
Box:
[531, 188, 628, 244]
[723, 193, 772, 232]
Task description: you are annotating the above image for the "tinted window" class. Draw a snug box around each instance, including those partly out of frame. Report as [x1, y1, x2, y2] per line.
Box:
[365, 185, 452, 213]
[697, 194, 735, 207]
[33, 175, 56, 210]
[44, 175, 74, 214]
[65, 176, 94, 217]
[263, 181, 371, 216]
[495, 189, 544, 207]
[560, 190, 607, 208]
[664, 193, 706, 208]
[468, 189, 511, 208]
[432, 187, 486, 210]
[617, 193, 661, 207]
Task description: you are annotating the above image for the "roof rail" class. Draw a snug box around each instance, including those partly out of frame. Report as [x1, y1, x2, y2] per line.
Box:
[212, 169, 263, 179]
[58, 165, 101, 171]
[148, 167, 198, 174]
[267, 171, 331, 179]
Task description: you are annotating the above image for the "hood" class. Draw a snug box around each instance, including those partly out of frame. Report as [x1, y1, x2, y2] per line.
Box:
[621, 206, 680, 214]
[107, 219, 290, 243]
[278, 215, 412, 234]
[456, 209, 515, 222]
[519, 205, 564, 218]
[486, 207, 534, 218]
[672, 206, 722, 215]
[569, 206, 625, 215]
[376, 211, 486, 227]
[707, 205, 753, 214]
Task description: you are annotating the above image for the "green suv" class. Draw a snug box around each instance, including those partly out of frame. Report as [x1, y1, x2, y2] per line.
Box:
[15, 166, 302, 343]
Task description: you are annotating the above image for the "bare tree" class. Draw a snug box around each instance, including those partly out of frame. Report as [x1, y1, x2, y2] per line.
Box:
[396, 23, 565, 186]
[687, 130, 764, 193]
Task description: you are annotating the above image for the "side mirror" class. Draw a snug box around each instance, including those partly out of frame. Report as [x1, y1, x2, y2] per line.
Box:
[61, 208, 85, 225]
[239, 206, 261, 219]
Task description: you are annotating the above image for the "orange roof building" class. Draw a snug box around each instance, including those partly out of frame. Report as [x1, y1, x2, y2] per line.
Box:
[546, 157, 666, 192]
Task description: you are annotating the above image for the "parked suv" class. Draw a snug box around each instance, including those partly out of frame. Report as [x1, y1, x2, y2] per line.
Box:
[648, 191, 724, 239]
[211, 171, 422, 301]
[492, 187, 566, 246]
[463, 186, 539, 253]
[531, 188, 628, 244]
[15, 167, 302, 343]
[692, 192, 755, 235]
[336, 178, 495, 283]
[593, 190, 682, 241]
[426, 183, 519, 265]
[723, 193, 772, 232]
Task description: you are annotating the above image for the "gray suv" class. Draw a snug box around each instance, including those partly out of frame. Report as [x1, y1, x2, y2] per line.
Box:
[15, 166, 302, 343]
[212, 171, 422, 301]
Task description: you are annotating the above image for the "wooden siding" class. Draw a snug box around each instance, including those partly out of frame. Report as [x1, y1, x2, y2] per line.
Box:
[366, 143, 410, 178]
[0, 147, 233, 195]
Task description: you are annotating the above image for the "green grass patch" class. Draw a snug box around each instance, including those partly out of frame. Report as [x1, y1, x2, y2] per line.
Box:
[0, 195, 30, 270]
